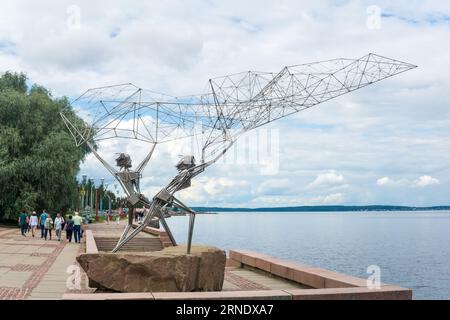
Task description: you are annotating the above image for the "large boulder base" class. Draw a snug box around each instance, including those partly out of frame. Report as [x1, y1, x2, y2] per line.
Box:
[77, 245, 226, 293]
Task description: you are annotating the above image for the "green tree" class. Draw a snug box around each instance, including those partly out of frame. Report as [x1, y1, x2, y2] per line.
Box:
[0, 72, 90, 221]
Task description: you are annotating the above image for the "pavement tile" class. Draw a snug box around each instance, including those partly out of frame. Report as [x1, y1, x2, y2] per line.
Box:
[36, 247, 56, 254]
[0, 268, 10, 274]
[0, 226, 84, 300]
[16, 246, 40, 254]
[0, 271, 32, 287]
[28, 292, 64, 298]
[21, 256, 47, 266]
[0, 255, 28, 266]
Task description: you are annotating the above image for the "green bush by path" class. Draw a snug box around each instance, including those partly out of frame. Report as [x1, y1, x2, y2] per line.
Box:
[0, 72, 91, 222]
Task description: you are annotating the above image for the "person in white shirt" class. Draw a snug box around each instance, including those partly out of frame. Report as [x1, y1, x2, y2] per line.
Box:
[54, 213, 65, 241]
[29, 211, 39, 238]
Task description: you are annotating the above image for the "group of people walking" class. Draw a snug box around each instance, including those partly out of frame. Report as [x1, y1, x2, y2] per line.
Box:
[18, 209, 85, 243]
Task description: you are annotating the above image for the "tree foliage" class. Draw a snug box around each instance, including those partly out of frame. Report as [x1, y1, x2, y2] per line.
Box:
[0, 72, 90, 221]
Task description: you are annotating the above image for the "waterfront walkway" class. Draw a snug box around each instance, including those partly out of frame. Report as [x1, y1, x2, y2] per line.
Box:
[0, 227, 88, 299]
[0, 222, 305, 300]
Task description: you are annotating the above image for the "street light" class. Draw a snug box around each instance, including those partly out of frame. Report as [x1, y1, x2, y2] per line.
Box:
[104, 183, 112, 223]
[99, 180, 105, 221]
[90, 177, 94, 209]
[81, 174, 87, 211]
[100, 177, 104, 221]
[113, 184, 119, 216]
[104, 183, 109, 222]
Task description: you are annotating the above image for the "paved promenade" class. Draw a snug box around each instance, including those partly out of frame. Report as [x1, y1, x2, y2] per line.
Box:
[0, 222, 306, 300]
[0, 227, 87, 299]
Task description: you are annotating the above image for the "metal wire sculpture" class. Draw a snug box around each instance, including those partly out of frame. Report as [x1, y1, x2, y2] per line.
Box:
[61, 53, 416, 253]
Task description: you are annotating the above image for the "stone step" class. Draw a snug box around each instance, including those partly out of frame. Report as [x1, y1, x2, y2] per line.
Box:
[94, 237, 163, 252]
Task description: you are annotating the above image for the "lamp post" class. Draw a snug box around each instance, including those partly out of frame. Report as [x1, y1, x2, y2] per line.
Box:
[90, 177, 97, 221]
[82, 174, 87, 210]
[79, 188, 85, 213]
[104, 183, 109, 223]
[95, 187, 99, 222]
[114, 184, 118, 215]
[100, 178, 105, 222]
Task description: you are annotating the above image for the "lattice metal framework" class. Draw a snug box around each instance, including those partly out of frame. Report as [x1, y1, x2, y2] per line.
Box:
[61, 53, 416, 253]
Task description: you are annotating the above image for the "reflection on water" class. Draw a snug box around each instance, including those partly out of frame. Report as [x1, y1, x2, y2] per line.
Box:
[166, 211, 450, 300]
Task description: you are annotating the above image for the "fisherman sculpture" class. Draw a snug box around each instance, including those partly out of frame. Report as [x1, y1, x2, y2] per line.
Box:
[61, 53, 417, 253]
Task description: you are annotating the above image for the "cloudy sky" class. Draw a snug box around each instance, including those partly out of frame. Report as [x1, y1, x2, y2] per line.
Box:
[1, 0, 449, 207]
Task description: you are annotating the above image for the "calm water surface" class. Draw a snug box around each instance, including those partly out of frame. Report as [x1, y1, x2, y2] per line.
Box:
[166, 211, 450, 299]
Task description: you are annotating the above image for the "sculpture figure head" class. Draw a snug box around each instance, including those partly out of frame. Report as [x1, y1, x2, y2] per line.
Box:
[115, 153, 132, 171]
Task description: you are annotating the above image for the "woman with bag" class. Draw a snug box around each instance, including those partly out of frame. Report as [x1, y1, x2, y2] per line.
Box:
[29, 211, 38, 237]
[44, 214, 54, 240]
[54, 213, 65, 241]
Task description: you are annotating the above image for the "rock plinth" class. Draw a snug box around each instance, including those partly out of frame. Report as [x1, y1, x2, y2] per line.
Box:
[77, 245, 226, 292]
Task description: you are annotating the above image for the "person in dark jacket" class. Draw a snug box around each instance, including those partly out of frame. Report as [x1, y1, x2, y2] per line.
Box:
[18, 209, 28, 236]
[65, 216, 74, 243]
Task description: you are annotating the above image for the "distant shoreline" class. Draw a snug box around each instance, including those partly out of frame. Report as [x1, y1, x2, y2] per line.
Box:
[192, 205, 450, 213]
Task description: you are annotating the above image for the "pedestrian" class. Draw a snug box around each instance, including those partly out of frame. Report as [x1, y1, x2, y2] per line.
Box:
[27, 216, 31, 233]
[18, 209, 28, 236]
[25, 213, 30, 233]
[44, 213, 54, 240]
[80, 219, 85, 239]
[60, 213, 66, 232]
[72, 212, 83, 243]
[65, 215, 74, 242]
[54, 213, 64, 241]
[29, 211, 38, 237]
[39, 209, 49, 238]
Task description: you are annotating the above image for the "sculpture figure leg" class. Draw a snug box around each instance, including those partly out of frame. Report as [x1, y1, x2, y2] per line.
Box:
[187, 213, 196, 254]
[157, 211, 177, 246]
[112, 202, 158, 252]
[116, 205, 135, 247]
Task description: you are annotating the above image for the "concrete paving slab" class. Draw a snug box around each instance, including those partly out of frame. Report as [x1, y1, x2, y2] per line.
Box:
[0, 271, 32, 287]
[21, 256, 47, 265]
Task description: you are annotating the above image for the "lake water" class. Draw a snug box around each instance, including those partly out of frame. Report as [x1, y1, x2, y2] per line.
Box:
[166, 211, 450, 299]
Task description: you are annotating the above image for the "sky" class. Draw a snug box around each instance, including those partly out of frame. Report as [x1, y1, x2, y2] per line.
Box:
[1, 0, 449, 207]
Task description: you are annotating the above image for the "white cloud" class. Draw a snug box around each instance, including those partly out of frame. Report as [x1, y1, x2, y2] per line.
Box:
[413, 175, 440, 188]
[309, 193, 345, 205]
[177, 177, 251, 205]
[377, 177, 399, 187]
[377, 175, 440, 188]
[308, 171, 345, 189]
